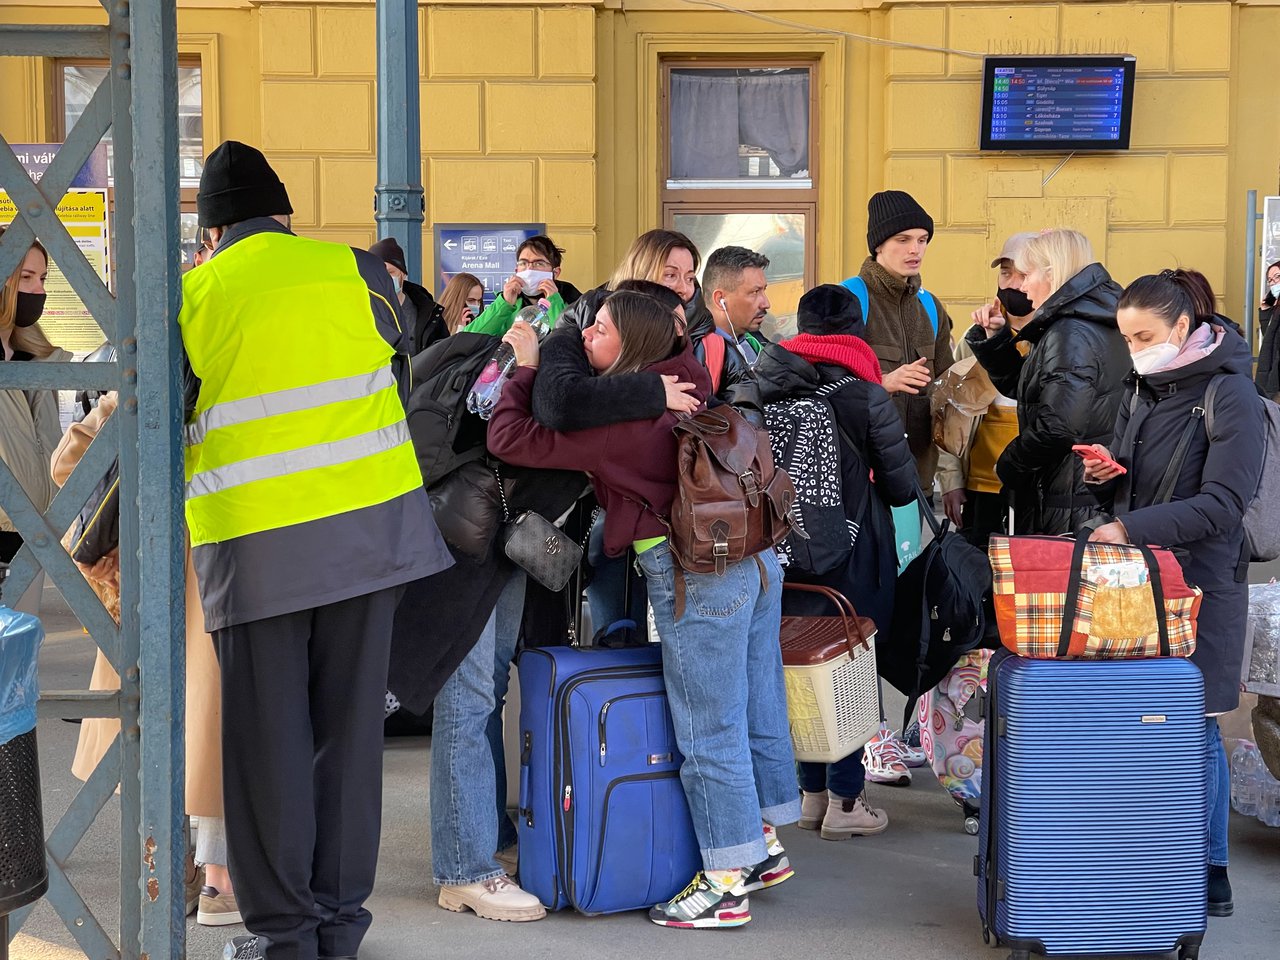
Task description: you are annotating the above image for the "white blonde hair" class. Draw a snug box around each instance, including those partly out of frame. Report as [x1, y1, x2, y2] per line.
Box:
[1015, 229, 1094, 298]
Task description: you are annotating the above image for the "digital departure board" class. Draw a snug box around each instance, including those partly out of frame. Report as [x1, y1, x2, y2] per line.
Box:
[980, 56, 1136, 152]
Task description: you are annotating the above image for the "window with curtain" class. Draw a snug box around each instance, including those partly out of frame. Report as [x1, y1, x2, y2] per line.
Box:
[668, 67, 810, 186]
[663, 63, 816, 337]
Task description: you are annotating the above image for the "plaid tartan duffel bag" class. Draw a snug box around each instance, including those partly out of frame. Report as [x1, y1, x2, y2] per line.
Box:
[988, 533, 1202, 659]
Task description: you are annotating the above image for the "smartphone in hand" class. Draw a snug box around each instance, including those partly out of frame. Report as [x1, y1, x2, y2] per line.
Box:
[1072, 444, 1127, 475]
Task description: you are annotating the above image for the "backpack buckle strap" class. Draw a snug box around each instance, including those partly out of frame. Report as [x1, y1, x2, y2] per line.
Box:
[739, 471, 761, 507]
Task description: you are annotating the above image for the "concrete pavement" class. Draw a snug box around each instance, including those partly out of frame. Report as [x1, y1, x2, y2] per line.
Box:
[10, 585, 1280, 960]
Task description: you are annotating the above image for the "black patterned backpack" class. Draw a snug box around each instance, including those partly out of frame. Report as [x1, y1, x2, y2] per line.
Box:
[764, 378, 870, 576]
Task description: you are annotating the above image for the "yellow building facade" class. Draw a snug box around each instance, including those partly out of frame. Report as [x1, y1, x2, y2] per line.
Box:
[3, 0, 1279, 330]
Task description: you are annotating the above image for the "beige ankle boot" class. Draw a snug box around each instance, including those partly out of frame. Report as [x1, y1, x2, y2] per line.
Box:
[821, 791, 888, 840]
[799, 789, 827, 830]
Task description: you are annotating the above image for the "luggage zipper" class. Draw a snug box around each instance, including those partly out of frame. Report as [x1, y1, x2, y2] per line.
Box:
[597, 691, 662, 767]
[553, 666, 663, 908]
[981, 657, 1004, 944]
[520, 731, 534, 826]
[570, 769, 682, 915]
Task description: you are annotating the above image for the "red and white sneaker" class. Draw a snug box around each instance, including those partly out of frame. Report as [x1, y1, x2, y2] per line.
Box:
[863, 722, 913, 786]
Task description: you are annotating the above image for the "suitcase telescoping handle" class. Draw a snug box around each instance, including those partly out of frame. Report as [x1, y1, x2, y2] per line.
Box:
[1058, 532, 1171, 658]
[781, 583, 873, 654]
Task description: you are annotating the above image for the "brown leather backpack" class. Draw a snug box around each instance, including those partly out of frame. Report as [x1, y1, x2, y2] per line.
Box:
[667, 406, 801, 580]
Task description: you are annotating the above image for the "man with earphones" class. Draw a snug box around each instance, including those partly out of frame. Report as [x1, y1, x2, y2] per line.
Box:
[703, 245, 772, 367]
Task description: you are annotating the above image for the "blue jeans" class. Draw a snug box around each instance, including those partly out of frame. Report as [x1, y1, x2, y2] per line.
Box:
[586, 510, 648, 631]
[431, 573, 526, 885]
[798, 750, 866, 798]
[1205, 717, 1228, 867]
[636, 543, 800, 870]
[486, 575, 528, 854]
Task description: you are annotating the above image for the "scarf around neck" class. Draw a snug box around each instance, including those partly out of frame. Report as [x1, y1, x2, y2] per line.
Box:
[779, 333, 883, 385]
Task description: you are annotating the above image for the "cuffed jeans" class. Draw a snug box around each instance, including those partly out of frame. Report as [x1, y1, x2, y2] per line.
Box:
[1206, 717, 1229, 867]
[798, 750, 866, 798]
[636, 543, 800, 870]
[431, 572, 526, 885]
[195, 815, 228, 866]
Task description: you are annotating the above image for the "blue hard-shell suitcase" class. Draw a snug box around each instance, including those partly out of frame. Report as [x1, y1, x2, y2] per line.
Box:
[977, 652, 1208, 960]
[515, 644, 700, 915]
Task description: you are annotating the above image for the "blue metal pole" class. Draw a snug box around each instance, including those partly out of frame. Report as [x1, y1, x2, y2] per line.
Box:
[125, 1, 186, 958]
[1246, 189, 1259, 355]
[375, 0, 425, 280]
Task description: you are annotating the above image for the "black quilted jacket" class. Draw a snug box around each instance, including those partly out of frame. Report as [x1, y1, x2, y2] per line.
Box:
[967, 262, 1129, 536]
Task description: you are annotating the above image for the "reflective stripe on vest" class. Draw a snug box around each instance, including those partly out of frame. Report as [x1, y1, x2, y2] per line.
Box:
[185, 367, 397, 448]
[179, 231, 422, 546]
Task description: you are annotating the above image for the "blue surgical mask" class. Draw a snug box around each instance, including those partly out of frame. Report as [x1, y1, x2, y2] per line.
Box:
[392, 276, 403, 295]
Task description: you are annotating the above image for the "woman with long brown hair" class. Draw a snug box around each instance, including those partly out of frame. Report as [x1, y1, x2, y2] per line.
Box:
[0, 227, 70, 612]
[438, 272, 486, 335]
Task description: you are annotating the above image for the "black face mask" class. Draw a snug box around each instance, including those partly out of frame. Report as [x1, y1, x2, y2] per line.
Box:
[996, 285, 1034, 319]
[14, 291, 46, 328]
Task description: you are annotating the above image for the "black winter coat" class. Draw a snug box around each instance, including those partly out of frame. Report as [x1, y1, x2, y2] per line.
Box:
[1256, 303, 1280, 399]
[405, 281, 448, 355]
[551, 282, 763, 426]
[967, 262, 1129, 536]
[755, 343, 917, 634]
[1093, 325, 1265, 714]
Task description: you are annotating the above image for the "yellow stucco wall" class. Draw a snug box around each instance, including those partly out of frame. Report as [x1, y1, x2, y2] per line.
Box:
[2, 0, 1278, 327]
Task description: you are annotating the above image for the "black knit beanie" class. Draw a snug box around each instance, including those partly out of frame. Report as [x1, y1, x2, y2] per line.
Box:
[867, 190, 933, 255]
[797, 284, 866, 338]
[369, 238, 408, 275]
[197, 140, 293, 228]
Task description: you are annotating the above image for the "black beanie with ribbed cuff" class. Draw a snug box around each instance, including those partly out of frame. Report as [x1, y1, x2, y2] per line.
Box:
[866, 190, 934, 255]
[197, 140, 293, 228]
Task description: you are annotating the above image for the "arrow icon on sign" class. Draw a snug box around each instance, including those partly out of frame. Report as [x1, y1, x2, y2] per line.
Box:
[443, 239, 458, 250]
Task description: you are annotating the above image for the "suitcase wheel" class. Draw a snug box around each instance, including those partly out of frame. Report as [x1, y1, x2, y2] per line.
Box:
[964, 815, 979, 836]
[1180, 947, 1200, 960]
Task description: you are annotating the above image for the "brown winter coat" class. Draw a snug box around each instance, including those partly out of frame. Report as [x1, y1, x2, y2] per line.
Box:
[57, 395, 224, 817]
[856, 257, 956, 486]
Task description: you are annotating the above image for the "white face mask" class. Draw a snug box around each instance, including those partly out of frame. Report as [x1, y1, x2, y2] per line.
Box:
[1270, 282, 1280, 300]
[516, 269, 554, 297]
[466, 299, 483, 314]
[391, 275, 403, 294]
[1130, 327, 1181, 376]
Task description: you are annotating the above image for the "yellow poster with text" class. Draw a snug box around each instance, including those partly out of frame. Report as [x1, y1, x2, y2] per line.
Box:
[0, 188, 111, 355]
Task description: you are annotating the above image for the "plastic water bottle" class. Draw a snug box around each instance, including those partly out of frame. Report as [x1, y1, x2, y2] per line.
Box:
[1257, 771, 1280, 828]
[1229, 740, 1263, 816]
[466, 301, 552, 420]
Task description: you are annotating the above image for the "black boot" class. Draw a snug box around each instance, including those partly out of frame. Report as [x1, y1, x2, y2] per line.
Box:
[1208, 864, 1233, 917]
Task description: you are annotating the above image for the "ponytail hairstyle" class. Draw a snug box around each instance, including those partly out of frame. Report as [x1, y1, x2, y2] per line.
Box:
[601, 290, 687, 376]
[1117, 268, 1202, 333]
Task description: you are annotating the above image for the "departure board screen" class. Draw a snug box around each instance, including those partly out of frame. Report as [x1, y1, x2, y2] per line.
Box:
[980, 56, 1136, 152]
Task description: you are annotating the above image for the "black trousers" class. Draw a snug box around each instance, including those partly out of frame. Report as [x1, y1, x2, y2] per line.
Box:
[214, 586, 403, 960]
[960, 489, 1009, 551]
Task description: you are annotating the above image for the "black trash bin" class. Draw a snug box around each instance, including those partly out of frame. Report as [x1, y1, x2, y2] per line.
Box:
[0, 727, 47, 914]
[0, 573, 48, 954]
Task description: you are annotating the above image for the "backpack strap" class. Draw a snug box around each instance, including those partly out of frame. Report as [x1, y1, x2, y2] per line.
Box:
[841, 274, 938, 336]
[1203, 374, 1225, 441]
[840, 276, 871, 327]
[917, 290, 939, 337]
[703, 331, 727, 395]
[1154, 404, 1206, 505]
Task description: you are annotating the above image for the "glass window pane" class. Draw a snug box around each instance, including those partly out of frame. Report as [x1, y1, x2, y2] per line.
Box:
[669, 68, 810, 185]
[63, 62, 203, 188]
[672, 211, 806, 340]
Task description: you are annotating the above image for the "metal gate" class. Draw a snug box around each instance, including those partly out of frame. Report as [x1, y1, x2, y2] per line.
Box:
[0, 2, 186, 958]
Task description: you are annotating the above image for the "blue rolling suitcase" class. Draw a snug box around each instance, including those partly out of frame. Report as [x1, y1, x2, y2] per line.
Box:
[515, 644, 700, 914]
[977, 652, 1208, 960]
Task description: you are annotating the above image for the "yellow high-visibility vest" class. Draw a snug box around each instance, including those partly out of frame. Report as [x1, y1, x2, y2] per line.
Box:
[178, 231, 421, 546]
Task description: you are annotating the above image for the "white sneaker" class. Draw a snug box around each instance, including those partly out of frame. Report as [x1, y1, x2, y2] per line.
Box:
[899, 720, 928, 768]
[438, 875, 547, 922]
[863, 723, 912, 786]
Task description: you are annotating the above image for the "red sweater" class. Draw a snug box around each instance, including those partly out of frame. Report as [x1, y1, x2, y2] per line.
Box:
[487, 346, 712, 557]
